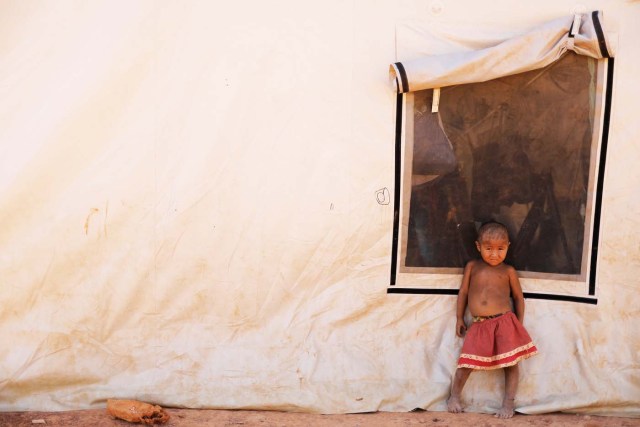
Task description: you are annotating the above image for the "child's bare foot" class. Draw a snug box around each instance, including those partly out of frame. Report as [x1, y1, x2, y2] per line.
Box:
[494, 399, 515, 418]
[447, 395, 463, 413]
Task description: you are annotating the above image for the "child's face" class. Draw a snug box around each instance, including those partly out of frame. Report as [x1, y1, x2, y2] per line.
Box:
[475, 236, 509, 267]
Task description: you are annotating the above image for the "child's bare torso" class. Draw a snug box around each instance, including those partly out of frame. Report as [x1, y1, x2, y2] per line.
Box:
[467, 260, 513, 317]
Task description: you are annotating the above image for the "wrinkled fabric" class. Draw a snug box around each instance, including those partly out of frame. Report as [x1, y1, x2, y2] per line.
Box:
[0, 0, 638, 418]
[390, 11, 614, 93]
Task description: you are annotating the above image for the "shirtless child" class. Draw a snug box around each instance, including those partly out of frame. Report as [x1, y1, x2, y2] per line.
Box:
[447, 221, 538, 418]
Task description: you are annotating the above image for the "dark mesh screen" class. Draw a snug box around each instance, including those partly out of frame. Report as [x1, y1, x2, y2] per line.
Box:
[405, 52, 598, 275]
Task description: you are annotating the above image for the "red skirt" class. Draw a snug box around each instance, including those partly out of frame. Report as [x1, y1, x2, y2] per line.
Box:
[457, 312, 538, 370]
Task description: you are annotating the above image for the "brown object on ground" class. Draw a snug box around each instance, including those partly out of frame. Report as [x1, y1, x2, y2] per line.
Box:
[2, 408, 640, 427]
[106, 399, 170, 424]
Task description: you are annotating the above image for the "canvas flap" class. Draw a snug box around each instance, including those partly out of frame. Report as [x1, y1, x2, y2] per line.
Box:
[390, 11, 614, 93]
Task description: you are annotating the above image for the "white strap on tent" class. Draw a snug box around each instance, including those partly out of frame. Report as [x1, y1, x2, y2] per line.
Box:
[571, 13, 582, 36]
[567, 13, 582, 50]
[431, 88, 440, 113]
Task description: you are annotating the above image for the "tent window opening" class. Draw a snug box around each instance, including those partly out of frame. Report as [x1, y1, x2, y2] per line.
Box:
[397, 52, 608, 284]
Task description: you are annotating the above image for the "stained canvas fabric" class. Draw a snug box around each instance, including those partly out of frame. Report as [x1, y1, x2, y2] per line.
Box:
[0, 1, 639, 418]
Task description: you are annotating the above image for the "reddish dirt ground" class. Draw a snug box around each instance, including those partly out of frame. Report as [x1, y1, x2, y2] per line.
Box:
[1, 408, 639, 427]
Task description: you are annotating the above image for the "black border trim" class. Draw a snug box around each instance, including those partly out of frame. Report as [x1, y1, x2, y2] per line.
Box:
[388, 57, 614, 304]
[592, 11, 610, 58]
[387, 288, 598, 304]
[394, 62, 409, 93]
[390, 93, 403, 286]
[388, 288, 458, 296]
[588, 58, 614, 295]
[568, 19, 575, 38]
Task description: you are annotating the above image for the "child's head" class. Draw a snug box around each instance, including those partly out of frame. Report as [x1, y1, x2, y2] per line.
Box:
[477, 221, 510, 242]
[475, 221, 510, 267]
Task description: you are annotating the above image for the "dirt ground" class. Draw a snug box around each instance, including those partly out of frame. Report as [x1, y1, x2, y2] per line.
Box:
[1, 408, 639, 427]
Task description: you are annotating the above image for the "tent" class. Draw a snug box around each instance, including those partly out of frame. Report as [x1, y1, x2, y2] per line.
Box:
[0, 0, 638, 417]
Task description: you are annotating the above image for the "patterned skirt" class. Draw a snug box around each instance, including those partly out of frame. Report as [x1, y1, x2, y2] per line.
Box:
[457, 312, 538, 370]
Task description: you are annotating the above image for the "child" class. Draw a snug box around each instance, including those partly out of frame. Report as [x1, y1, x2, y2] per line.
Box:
[447, 221, 537, 418]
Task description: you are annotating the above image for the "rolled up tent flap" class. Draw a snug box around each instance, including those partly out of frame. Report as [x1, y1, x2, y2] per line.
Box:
[390, 10, 614, 93]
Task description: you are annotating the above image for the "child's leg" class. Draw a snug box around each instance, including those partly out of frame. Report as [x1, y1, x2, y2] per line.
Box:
[447, 367, 472, 413]
[495, 364, 519, 419]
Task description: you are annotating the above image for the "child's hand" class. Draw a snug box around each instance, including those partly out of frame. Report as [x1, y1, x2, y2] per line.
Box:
[455, 319, 467, 337]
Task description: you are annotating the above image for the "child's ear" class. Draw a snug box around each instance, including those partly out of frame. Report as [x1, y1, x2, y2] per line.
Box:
[475, 241, 481, 251]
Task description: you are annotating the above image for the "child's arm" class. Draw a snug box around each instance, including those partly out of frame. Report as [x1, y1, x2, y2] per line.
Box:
[508, 267, 525, 323]
[455, 261, 473, 337]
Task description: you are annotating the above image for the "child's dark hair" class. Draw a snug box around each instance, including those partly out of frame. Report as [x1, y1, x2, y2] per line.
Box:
[477, 221, 509, 242]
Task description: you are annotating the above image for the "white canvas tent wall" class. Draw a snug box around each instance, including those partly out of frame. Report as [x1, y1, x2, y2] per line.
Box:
[0, 0, 638, 417]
